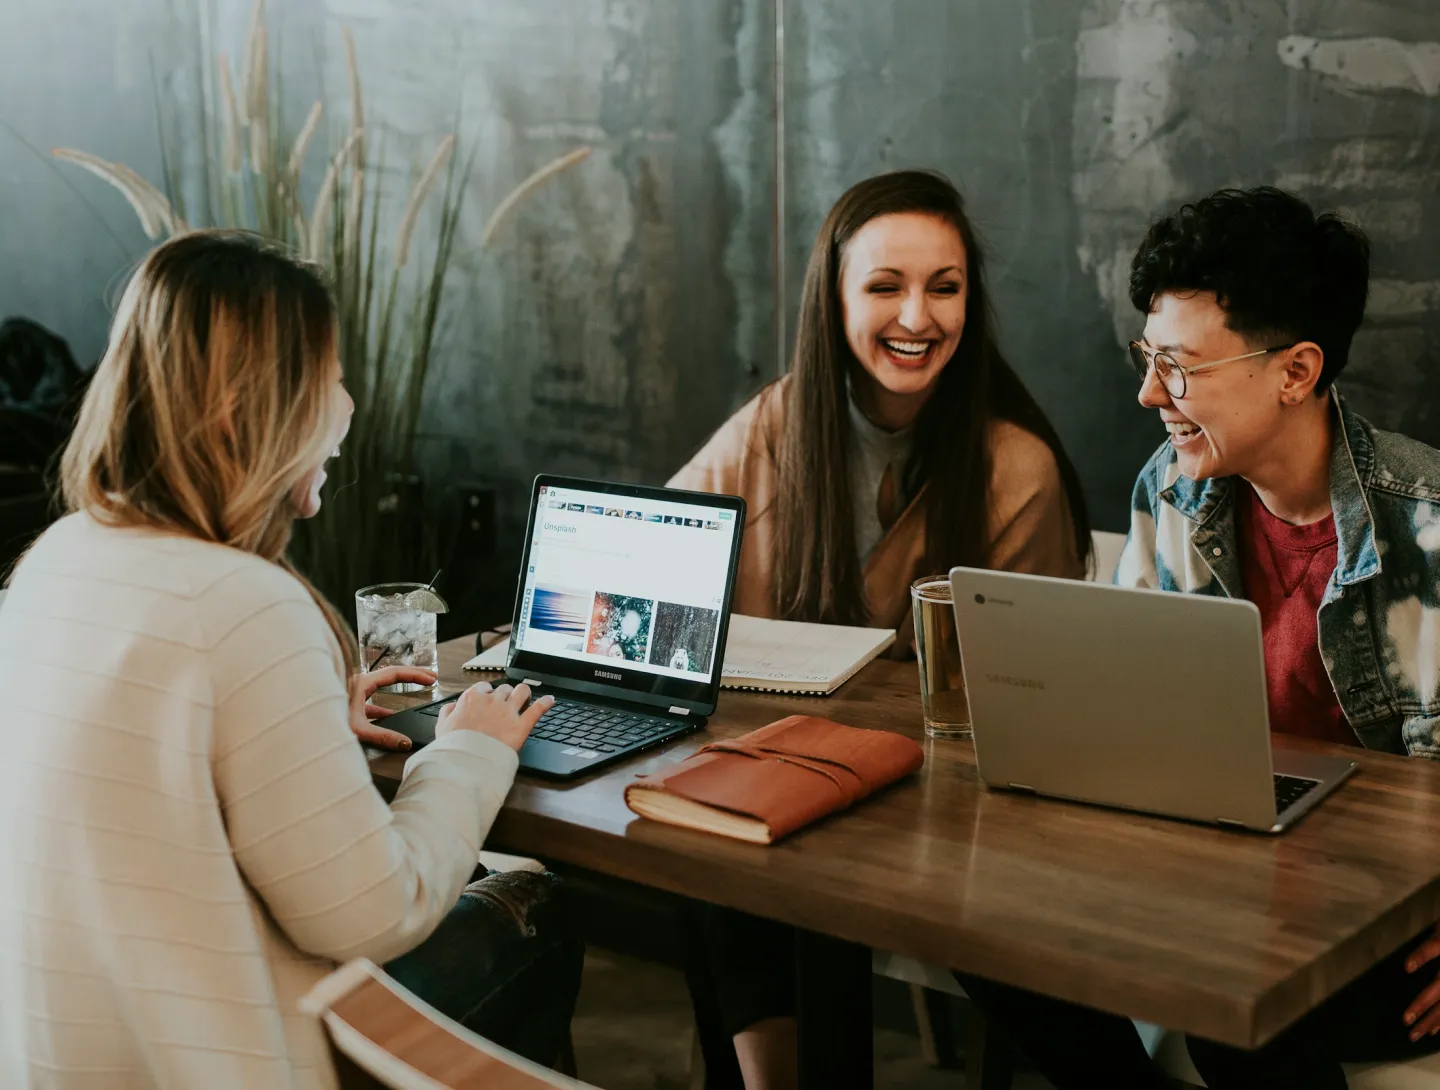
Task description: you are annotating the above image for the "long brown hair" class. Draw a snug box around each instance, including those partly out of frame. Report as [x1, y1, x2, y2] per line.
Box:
[60, 230, 359, 673]
[773, 170, 1091, 624]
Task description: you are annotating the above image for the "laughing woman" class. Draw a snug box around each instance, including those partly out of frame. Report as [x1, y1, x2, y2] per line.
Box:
[672, 169, 1089, 638]
[668, 170, 1091, 1090]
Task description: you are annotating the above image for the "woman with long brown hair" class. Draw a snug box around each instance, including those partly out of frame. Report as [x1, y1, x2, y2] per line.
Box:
[0, 231, 581, 1088]
[670, 170, 1091, 1089]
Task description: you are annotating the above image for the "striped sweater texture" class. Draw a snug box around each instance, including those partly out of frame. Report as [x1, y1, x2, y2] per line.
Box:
[0, 513, 518, 1088]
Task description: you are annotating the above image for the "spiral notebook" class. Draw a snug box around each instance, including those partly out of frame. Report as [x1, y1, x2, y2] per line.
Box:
[463, 615, 896, 696]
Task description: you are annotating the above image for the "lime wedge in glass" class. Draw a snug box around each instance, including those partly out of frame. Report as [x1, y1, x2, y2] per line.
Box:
[403, 588, 450, 613]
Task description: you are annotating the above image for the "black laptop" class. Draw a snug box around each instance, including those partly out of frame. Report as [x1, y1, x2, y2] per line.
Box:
[381, 475, 746, 779]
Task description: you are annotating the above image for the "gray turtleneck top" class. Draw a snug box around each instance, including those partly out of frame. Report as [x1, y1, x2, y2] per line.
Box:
[846, 393, 915, 562]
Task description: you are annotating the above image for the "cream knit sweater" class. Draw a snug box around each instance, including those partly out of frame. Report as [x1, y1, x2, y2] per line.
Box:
[0, 513, 519, 1089]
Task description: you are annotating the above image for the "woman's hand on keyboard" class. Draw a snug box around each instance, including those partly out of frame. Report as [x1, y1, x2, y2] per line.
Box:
[436, 681, 555, 752]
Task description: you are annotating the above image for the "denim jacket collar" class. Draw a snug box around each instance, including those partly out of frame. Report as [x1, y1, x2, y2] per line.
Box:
[1157, 388, 1381, 590]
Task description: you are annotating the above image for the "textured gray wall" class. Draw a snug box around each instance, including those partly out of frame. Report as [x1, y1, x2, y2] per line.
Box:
[3, 0, 1437, 549]
[784, 0, 1440, 530]
[316, 0, 776, 491]
[0, 0, 188, 366]
[1, 0, 774, 562]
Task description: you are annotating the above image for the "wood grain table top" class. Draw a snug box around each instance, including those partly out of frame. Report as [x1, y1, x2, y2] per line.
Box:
[369, 635, 1440, 1048]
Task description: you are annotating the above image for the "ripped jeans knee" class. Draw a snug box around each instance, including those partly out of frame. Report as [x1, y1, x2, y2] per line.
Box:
[383, 865, 583, 1067]
[459, 868, 555, 938]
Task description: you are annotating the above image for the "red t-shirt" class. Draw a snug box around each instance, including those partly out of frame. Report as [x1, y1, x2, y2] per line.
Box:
[1235, 483, 1353, 745]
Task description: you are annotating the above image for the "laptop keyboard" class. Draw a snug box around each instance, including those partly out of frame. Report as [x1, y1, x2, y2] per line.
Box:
[528, 699, 677, 753]
[418, 695, 676, 755]
[1274, 773, 1320, 813]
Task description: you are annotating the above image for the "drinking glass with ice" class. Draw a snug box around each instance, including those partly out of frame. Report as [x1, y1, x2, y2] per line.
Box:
[354, 582, 447, 692]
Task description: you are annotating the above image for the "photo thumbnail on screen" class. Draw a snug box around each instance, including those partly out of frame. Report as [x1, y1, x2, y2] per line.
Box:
[587, 592, 654, 663]
[648, 602, 720, 673]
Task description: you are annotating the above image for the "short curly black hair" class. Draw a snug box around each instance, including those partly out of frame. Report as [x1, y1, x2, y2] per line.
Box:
[1129, 187, 1370, 391]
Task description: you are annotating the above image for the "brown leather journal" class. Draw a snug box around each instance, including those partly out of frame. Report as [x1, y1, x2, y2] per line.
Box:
[623, 715, 925, 844]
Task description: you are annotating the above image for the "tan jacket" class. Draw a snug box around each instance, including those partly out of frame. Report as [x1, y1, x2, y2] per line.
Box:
[668, 377, 1084, 636]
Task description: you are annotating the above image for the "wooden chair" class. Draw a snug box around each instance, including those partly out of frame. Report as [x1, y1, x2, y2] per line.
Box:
[303, 958, 595, 1090]
[314, 747, 575, 1086]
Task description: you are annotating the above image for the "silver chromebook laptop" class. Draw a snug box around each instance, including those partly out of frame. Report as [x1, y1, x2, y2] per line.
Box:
[948, 568, 1357, 834]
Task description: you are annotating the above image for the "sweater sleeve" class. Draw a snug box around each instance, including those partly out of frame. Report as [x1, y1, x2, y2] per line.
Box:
[667, 392, 767, 494]
[204, 562, 518, 965]
[985, 423, 1085, 579]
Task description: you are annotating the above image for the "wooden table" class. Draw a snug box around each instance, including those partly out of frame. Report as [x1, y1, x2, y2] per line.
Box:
[372, 635, 1440, 1081]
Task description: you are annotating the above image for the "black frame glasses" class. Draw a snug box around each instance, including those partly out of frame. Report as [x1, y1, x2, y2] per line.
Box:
[1128, 341, 1295, 399]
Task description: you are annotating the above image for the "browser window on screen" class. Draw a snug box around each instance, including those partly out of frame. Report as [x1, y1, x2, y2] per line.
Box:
[514, 484, 738, 680]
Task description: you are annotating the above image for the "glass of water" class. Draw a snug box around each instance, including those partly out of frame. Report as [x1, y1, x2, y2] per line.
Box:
[355, 582, 443, 692]
[911, 576, 971, 739]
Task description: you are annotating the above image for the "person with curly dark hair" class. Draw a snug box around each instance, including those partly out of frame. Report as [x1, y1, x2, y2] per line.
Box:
[956, 187, 1440, 1089]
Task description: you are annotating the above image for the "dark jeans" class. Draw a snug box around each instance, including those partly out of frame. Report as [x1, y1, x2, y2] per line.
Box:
[681, 902, 795, 1036]
[958, 926, 1440, 1090]
[385, 866, 584, 1068]
[679, 902, 796, 1090]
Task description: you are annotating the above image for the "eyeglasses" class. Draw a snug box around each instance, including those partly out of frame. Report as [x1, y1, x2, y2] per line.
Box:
[1128, 341, 1295, 399]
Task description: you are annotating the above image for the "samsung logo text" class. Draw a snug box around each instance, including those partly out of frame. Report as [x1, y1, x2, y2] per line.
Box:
[594, 669, 623, 681]
[986, 673, 1045, 691]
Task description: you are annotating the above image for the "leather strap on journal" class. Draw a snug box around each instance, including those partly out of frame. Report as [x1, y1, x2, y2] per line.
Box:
[625, 715, 924, 841]
[695, 738, 866, 807]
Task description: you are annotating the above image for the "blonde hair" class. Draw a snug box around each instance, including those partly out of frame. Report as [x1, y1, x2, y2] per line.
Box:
[61, 229, 359, 674]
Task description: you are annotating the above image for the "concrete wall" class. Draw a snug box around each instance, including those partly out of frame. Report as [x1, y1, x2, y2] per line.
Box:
[3, 0, 1437, 547]
[1, 0, 773, 560]
[313, 0, 775, 494]
[0, 1, 187, 365]
[784, 0, 1440, 530]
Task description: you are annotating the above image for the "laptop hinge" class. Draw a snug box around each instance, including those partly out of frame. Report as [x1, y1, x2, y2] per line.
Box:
[667, 706, 691, 716]
[1216, 817, 1248, 829]
[1007, 783, 1036, 794]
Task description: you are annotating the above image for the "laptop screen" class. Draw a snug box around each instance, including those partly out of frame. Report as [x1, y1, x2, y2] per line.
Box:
[507, 476, 746, 712]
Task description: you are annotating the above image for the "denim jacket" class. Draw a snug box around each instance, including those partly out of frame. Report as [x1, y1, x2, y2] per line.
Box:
[1114, 390, 1440, 759]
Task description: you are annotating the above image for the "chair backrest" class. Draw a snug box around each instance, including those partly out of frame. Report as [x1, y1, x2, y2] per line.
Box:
[1088, 530, 1127, 584]
[303, 959, 594, 1090]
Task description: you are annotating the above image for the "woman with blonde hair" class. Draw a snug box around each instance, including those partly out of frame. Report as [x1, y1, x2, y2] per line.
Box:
[0, 230, 582, 1088]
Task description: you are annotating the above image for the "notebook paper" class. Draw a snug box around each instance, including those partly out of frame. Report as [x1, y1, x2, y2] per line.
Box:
[717, 615, 895, 693]
[464, 615, 895, 696]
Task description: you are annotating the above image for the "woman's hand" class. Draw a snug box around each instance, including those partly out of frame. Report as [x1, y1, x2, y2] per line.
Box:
[1405, 923, 1440, 1039]
[436, 681, 555, 752]
[347, 666, 438, 750]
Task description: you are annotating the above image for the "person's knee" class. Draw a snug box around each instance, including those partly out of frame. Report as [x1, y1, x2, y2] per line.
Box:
[460, 869, 561, 938]
[451, 868, 584, 991]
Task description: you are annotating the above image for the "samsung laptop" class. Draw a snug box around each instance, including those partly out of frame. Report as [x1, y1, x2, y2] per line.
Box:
[948, 568, 1357, 833]
[384, 476, 746, 779]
